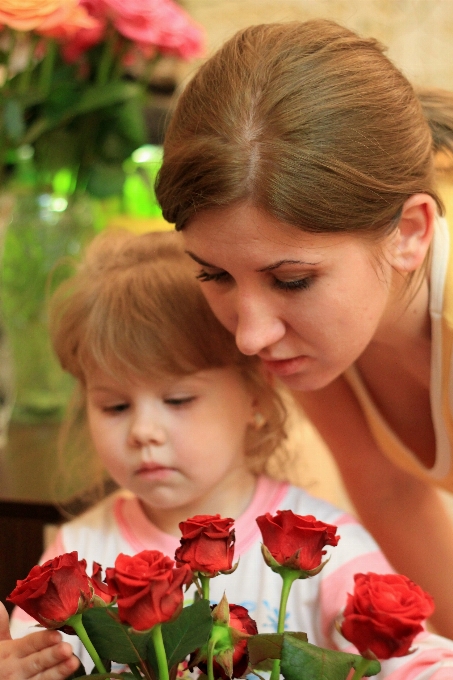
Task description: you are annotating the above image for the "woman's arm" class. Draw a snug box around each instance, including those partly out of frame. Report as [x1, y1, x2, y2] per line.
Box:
[294, 376, 453, 639]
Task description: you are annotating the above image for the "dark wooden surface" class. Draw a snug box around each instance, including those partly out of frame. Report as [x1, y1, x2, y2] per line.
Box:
[0, 423, 69, 614]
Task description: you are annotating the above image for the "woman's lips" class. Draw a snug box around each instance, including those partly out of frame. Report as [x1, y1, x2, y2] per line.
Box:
[260, 355, 309, 377]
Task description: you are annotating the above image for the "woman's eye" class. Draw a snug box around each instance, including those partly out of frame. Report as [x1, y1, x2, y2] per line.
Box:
[274, 277, 312, 291]
[196, 269, 231, 283]
[164, 396, 196, 407]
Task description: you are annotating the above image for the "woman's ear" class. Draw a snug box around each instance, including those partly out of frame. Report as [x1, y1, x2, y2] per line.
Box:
[386, 193, 436, 272]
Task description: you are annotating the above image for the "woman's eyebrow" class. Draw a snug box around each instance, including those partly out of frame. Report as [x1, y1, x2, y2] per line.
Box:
[185, 251, 213, 267]
[258, 259, 318, 272]
[186, 251, 318, 272]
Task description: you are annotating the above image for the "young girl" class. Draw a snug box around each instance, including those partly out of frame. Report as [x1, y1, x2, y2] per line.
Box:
[155, 19, 453, 638]
[4, 229, 453, 679]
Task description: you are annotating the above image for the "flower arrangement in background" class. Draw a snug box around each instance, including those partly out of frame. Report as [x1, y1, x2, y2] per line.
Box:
[0, 0, 204, 195]
[0, 1, 203, 428]
[8, 510, 435, 680]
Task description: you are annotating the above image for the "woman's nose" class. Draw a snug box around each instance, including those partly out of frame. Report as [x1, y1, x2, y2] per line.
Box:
[128, 411, 166, 447]
[234, 294, 286, 356]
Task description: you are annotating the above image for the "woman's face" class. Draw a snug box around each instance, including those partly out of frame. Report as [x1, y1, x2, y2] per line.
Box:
[183, 202, 397, 391]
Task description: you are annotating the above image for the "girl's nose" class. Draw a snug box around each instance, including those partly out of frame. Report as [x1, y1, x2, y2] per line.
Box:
[234, 295, 286, 356]
[128, 411, 166, 448]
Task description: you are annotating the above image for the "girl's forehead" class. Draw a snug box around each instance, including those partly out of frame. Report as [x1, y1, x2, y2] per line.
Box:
[85, 364, 248, 392]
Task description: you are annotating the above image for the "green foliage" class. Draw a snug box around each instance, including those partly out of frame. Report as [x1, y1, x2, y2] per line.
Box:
[280, 634, 381, 680]
[82, 600, 213, 675]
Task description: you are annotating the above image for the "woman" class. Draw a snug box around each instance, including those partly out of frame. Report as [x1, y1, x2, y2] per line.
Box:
[155, 19, 453, 637]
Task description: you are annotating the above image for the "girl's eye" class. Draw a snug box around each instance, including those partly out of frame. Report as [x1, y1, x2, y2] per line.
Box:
[274, 277, 312, 291]
[104, 403, 129, 413]
[196, 269, 231, 284]
[164, 396, 196, 407]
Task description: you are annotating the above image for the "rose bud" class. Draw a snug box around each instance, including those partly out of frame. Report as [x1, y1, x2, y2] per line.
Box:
[90, 562, 114, 606]
[340, 572, 435, 659]
[191, 595, 258, 680]
[105, 550, 192, 631]
[175, 514, 236, 577]
[256, 510, 340, 577]
[7, 551, 93, 631]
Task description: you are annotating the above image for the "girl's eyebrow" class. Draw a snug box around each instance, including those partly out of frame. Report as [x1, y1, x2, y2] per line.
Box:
[186, 251, 318, 272]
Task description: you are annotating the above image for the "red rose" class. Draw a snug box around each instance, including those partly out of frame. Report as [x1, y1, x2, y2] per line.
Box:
[105, 550, 192, 631]
[256, 510, 339, 571]
[340, 572, 435, 659]
[90, 562, 114, 605]
[193, 603, 258, 680]
[7, 551, 92, 628]
[175, 514, 235, 576]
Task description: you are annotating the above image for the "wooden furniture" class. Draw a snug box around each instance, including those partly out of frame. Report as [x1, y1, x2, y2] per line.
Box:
[0, 423, 71, 614]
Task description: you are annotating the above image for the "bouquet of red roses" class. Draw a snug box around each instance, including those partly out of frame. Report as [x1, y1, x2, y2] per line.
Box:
[8, 510, 434, 680]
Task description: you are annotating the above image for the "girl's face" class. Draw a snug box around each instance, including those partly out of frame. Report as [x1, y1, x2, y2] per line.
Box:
[86, 365, 257, 533]
[184, 203, 398, 391]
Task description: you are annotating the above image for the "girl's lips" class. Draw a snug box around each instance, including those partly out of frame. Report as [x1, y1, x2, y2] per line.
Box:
[135, 464, 174, 479]
[260, 355, 309, 377]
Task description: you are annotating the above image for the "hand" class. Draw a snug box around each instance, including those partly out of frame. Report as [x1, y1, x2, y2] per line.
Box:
[0, 602, 80, 680]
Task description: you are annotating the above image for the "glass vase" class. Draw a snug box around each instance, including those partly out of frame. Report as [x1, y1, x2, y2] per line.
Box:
[0, 182, 95, 424]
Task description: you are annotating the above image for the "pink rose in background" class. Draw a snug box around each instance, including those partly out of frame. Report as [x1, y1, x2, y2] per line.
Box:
[40, 6, 102, 44]
[60, 0, 204, 64]
[94, 0, 204, 60]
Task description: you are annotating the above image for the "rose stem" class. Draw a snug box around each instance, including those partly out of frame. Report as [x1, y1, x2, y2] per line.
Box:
[206, 625, 225, 680]
[38, 38, 57, 97]
[151, 624, 169, 680]
[67, 613, 107, 674]
[200, 575, 210, 601]
[270, 569, 301, 680]
[351, 657, 373, 680]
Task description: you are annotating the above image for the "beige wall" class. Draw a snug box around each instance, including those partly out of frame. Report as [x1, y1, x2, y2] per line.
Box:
[182, 0, 453, 89]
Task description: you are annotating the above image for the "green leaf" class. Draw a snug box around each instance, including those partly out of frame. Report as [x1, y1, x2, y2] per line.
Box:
[68, 674, 134, 680]
[147, 599, 213, 674]
[280, 636, 381, 680]
[85, 163, 126, 198]
[3, 99, 25, 141]
[70, 82, 141, 117]
[247, 632, 308, 667]
[81, 607, 149, 665]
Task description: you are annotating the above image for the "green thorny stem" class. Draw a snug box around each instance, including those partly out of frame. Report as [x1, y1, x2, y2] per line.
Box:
[199, 575, 210, 601]
[66, 613, 107, 675]
[351, 657, 374, 680]
[38, 38, 57, 97]
[270, 569, 302, 680]
[96, 29, 119, 86]
[206, 625, 229, 680]
[151, 623, 169, 680]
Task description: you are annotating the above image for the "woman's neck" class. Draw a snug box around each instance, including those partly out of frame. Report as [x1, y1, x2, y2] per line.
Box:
[359, 273, 431, 387]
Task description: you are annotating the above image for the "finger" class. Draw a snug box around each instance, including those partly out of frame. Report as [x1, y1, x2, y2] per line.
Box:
[0, 602, 12, 641]
[15, 629, 63, 659]
[39, 654, 81, 680]
[22, 641, 76, 679]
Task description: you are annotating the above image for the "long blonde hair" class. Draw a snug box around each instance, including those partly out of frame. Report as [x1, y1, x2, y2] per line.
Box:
[156, 20, 453, 238]
[50, 230, 288, 503]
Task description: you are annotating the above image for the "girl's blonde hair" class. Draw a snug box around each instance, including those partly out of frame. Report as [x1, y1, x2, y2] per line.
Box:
[50, 229, 287, 498]
[156, 20, 453, 238]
